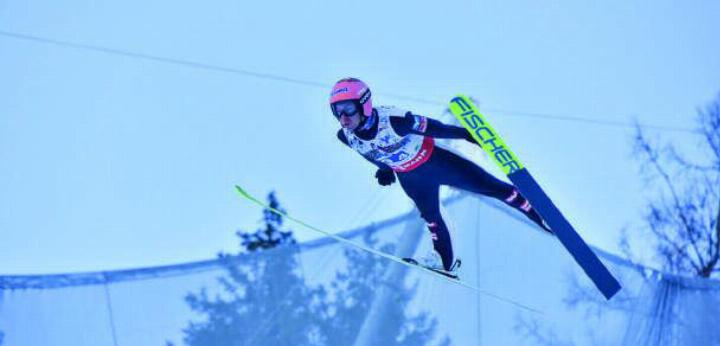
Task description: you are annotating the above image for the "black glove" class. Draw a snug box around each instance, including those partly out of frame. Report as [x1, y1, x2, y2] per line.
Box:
[375, 169, 396, 186]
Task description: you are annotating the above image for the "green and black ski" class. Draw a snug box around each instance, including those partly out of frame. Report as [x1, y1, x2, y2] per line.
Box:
[449, 95, 621, 300]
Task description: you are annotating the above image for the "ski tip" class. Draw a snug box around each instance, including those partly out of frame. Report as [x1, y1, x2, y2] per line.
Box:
[451, 94, 473, 105]
[234, 185, 250, 198]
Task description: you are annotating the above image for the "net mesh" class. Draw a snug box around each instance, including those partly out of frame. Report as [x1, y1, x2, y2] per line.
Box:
[1, 193, 718, 346]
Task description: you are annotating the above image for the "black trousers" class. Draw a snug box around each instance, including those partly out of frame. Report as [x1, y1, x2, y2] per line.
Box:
[397, 146, 546, 270]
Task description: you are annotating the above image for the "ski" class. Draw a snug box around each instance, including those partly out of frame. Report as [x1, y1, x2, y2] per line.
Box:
[235, 185, 469, 286]
[449, 95, 622, 300]
[234, 185, 542, 313]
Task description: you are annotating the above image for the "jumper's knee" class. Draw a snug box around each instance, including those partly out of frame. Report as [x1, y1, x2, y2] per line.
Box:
[505, 189, 532, 212]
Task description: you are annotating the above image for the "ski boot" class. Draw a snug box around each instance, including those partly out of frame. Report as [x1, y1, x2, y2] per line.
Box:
[403, 251, 462, 279]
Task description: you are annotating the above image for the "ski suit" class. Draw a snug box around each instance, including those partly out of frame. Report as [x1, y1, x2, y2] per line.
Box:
[337, 106, 548, 271]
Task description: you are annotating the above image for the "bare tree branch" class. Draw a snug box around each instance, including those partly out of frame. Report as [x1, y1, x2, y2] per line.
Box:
[625, 94, 720, 279]
[698, 98, 720, 168]
[636, 127, 708, 271]
[652, 223, 701, 273]
[667, 145, 714, 172]
[707, 199, 720, 277]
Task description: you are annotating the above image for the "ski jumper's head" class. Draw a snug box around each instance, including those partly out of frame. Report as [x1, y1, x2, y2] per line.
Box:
[330, 78, 373, 131]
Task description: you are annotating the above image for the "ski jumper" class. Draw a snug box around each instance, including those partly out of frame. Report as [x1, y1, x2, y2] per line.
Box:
[338, 107, 549, 271]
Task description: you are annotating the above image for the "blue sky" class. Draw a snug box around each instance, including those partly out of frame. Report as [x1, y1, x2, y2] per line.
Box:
[1, 0, 719, 274]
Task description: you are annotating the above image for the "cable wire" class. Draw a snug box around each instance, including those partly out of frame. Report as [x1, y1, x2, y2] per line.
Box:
[0, 29, 700, 135]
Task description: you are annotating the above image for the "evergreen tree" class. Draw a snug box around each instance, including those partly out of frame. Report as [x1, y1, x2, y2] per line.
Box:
[175, 192, 323, 346]
[238, 192, 295, 252]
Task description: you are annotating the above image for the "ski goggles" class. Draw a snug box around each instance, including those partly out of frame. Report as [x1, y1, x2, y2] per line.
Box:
[331, 100, 360, 119]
